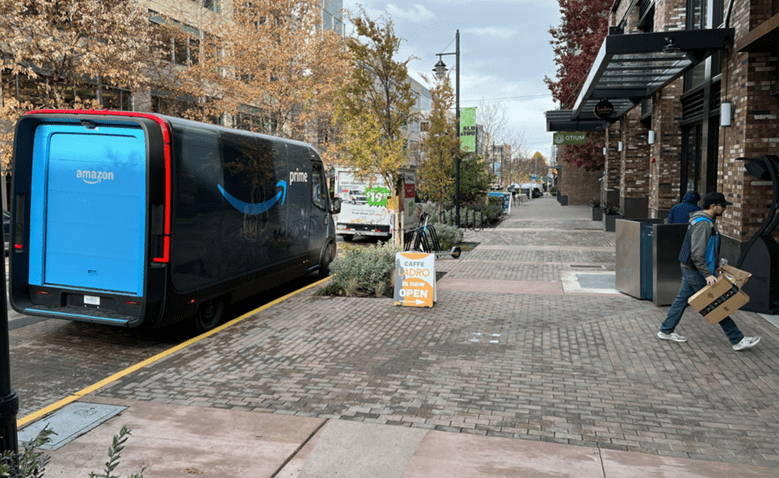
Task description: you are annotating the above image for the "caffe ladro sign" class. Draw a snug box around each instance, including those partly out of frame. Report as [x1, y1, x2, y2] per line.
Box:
[594, 99, 614, 119]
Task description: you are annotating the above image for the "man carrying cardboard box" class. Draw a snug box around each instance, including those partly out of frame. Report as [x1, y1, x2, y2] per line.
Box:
[658, 192, 760, 351]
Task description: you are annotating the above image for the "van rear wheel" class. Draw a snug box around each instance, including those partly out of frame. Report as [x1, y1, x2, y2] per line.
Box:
[194, 299, 224, 334]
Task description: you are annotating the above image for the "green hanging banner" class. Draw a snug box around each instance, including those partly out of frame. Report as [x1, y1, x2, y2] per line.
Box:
[460, 107, 476, 153]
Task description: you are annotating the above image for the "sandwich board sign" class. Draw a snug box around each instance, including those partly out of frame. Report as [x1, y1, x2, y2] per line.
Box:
[394, 252, 436, 307]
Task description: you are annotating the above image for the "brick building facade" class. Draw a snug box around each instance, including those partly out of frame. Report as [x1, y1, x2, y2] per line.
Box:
[547, 0, 779, 313]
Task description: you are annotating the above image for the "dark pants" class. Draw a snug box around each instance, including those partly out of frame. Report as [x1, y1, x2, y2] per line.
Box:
[660, 267, 744, 345]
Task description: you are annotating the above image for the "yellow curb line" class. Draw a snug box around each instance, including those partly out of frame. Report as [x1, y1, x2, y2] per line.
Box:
[17, 276, 331, 428]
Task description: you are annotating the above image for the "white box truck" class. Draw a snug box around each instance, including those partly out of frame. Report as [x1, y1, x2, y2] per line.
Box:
[334, 167, 420, 241]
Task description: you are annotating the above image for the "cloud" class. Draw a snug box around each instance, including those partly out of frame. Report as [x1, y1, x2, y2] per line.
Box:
[461, 26, 517, 40]
[385, 4, 436, 23]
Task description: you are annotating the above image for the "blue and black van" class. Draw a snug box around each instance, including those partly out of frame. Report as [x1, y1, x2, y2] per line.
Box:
[9, 110, 340, 332]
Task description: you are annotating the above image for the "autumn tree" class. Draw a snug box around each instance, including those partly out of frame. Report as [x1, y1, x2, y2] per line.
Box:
[160, 0, 350, 148]
[418, 77, 458, 220]
[0, 0, 164, 209]
[334, 10, 416, 244]
[544, 0, 610, 171]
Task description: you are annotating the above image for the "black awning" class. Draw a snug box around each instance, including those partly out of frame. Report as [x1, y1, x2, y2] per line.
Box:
[545, 110, 610, 132]
[546, 28, 733, 132]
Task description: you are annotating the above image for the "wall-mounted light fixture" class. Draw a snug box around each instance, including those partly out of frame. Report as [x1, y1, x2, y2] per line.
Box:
[603, 147, 607, 155]
[721, 101, 732, 127]
[618, 141, 623, 152]
[648, 130, 656, 145]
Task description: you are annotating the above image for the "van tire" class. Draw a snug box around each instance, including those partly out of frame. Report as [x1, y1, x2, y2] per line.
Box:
[342, 235, 354, 242]
[194, 299, 224, 334]
[318, 243, 333, 279]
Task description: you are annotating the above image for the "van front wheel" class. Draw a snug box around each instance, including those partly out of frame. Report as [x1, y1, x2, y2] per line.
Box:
[318, 243, 333, 279]
[194, 299, 224, 334]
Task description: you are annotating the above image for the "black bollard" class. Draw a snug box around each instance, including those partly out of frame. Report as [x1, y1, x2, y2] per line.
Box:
[0, 250, 18, 455]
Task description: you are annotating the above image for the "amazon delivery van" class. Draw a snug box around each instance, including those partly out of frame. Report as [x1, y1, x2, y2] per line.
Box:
[9, 110, 340, 332]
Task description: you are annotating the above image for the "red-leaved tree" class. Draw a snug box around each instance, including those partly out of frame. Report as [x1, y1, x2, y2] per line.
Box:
[545, 0, 611, 171]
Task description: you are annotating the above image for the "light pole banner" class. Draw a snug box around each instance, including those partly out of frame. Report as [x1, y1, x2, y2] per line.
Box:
[460, 107, 477, 153]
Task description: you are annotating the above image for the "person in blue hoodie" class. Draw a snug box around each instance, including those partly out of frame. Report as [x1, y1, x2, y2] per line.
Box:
[658, 192, 760, 351]
[666, 191, 701, 224]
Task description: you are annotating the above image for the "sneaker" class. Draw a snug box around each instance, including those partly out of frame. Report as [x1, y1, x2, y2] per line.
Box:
[657, 331, 687, 343]
[732, 336, 760, 351]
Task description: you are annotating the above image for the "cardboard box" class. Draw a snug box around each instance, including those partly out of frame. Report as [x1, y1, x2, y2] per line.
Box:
[688, 265, 751, 325]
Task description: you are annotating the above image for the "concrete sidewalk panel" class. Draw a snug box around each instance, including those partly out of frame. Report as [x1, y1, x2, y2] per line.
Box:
[298, 419, 427, 478]
[601, 448, 779, 477]
[43, 400, 324, 477]
[402, 430, 604, 477]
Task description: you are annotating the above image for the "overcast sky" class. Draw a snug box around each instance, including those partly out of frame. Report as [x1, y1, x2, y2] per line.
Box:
[341, 0, 562, 158]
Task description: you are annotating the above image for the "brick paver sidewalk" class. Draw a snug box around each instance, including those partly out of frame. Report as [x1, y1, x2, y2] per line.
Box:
[96, 195, 779, 468]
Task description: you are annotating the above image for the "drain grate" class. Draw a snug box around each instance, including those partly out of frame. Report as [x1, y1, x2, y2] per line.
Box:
[576, 273, 616, 289]
[18, 403, 126, 450]
[569, 264, 605, 270]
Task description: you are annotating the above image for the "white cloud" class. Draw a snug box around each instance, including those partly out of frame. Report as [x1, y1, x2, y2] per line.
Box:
[385, 4, 436, 23]
[461, 26, 517, 40]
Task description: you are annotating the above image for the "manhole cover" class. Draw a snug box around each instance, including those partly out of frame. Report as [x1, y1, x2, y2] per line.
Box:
[18, 402, 126, 450]
[576, 273, 615, 289]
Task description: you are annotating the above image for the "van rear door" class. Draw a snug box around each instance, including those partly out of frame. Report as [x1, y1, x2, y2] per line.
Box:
[28, 124, 147, 296]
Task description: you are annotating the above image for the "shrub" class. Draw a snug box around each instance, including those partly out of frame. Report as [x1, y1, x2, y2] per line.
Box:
[0, 425, 144, 478]
[433, 223, 463, 250]
[326, 241, 402, 297]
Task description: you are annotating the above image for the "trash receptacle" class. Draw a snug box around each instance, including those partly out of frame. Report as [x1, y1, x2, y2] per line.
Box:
[615, 218, 665, 300]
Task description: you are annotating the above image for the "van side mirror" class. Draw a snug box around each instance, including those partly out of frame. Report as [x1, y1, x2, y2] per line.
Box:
[330, 197, 342, 214]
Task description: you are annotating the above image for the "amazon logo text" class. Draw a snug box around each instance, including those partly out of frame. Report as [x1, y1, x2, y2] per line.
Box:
[77, 170, 114, 184]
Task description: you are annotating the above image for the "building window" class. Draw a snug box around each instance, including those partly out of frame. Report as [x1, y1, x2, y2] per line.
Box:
[150, 13, 201, 66]
[683, 0, 724, 90]
[197, 0, 220, 13]
[100, 85, 132, 111]
[234, 106, 277, 134]
[638, 0, 654, 32]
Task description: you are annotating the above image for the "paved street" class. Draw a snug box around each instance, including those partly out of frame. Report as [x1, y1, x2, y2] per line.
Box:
[62, 194, 779, 469]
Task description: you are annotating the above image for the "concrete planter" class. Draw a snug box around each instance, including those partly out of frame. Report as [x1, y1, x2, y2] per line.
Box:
[604, 213, 622, 231]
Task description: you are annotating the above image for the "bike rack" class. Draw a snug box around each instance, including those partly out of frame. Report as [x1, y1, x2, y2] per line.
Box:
[404, 215, 461, 259]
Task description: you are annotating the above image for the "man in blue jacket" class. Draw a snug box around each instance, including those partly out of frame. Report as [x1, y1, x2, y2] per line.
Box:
[658, 192, 760, 351]
[666, 191, 700, 224]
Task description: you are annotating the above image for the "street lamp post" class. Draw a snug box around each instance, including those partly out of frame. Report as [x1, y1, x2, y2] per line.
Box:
[0, 246, 18, 456]
[491, 144, 495, 178]
[434, 30, 460, 227]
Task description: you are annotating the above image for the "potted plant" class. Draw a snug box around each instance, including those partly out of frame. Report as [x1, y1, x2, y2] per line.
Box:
[589, 198, 602, 221]
[602, 203, 622, 232]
